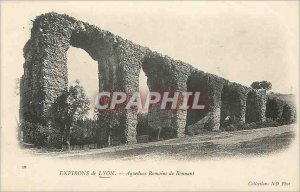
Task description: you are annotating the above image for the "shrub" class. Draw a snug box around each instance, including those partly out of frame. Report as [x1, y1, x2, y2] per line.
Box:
[20, 121, 50, 146]
[223, 124, 238, 132]
[221, 118, 280, 132]
[136, 113, 150, 136]
[257, 118, 280, 128]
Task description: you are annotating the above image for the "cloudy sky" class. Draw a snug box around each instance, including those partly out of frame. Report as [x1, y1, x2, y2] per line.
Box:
[2, 1, 299, 119]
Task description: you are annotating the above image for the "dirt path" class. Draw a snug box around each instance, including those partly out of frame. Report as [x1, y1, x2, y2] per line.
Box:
[32, 124, 295, 160]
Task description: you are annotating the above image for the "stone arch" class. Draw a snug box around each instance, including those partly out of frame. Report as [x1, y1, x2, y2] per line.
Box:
[20, 12, 147, 146]
[185, 70, 226, 134]
[220, 83, 248, 128]
[141, 53, 185, 140]
[21, 12, 284, 148]
[265, 96, 296, 124]
[185, 70, 208, 135]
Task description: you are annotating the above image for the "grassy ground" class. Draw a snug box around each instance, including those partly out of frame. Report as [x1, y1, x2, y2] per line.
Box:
[30, 124, 296, 161]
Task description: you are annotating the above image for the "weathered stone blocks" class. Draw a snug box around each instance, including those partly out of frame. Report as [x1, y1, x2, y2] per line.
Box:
[20, 12, 295, 147]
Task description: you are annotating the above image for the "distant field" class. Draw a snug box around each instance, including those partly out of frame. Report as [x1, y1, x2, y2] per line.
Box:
[30, 124, 296, 161]
[268, 92, 296, 105]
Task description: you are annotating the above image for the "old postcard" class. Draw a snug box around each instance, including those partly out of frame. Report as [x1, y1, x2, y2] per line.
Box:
[1, 1, 299, 191]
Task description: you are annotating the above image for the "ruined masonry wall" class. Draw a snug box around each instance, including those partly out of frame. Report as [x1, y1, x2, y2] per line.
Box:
[21, 12, 271, 146]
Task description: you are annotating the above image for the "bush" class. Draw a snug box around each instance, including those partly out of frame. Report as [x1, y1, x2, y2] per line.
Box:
[222, 124, 238, 132]
[256, 118, 280, 128]
[70, 119, 98, 146]
[20, 121, 50, 146]
[221, 118, 280, 132]
[136, 113, 150, 136]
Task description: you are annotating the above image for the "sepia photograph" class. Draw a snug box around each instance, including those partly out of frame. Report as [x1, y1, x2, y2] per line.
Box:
[1, 1, 299, 191]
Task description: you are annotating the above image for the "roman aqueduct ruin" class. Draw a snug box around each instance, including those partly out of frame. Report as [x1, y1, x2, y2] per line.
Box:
[20, 13, 296, 147]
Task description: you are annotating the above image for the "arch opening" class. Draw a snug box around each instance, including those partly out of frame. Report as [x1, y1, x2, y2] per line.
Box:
[245, 91, 258, 123]
[136, 68, 151, 140]
[266, 98, 283, 120]
[66, 46, 99, 147]
[140, 56, 177, 141]
[220, 86, 241, 128]
[67, 46, 99, 117]
[185, 72, 208, 135]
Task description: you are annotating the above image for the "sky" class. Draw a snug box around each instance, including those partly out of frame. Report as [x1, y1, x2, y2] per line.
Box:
[1, 1, 299, 120]
[64, 1, 299, 96]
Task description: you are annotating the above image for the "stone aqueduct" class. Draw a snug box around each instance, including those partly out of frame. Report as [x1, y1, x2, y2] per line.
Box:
[20, 13, 292, 147]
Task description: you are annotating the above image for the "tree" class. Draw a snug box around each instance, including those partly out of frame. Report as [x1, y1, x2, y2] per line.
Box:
[20, 121, 50, 146]
[136, 113, 150, 136]
[260, 81, 272, 91]
[250, 81, 272, 91]
[250, 81, 261, 89]
[50, 80, 90, 149]
[70, 118, 98, 147]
